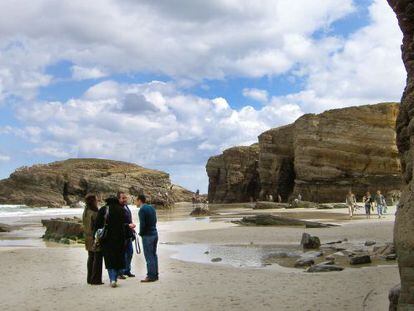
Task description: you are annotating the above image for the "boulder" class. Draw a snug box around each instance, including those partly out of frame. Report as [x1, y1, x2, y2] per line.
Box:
[294, 258, 314, 268]
[42, 218, 84, 243]
[301, 251, 323, 259]
[233, 214, 337, 228]
[386, 254, 397, 261]
[211, 257, 222, 263]
[0, 223, 12, 232]
[306, 264, 344, 273]
[301, 233, 321, 249]
[365, 240, 376, 246]
[319, 260, 335, 265]
[373, 244, 395, 257]
[190, 207, 212, 217]
[0, 158, 190, 208]
[253, 202, 288, 209]
[349, 255, 371, 265]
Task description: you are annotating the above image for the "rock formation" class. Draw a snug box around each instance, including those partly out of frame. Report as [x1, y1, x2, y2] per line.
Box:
[206, 145, 260, 203]
[42, 217, 84, 243]
[293, 103, 401, 202]
[387, 1, 414, 308]
[206, 103, 402, 203]
[258, 124, 295, 202]
[0, 158, 191, 208]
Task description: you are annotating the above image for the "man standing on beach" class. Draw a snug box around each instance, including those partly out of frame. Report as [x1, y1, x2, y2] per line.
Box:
[118, 191, 136, 278]
[136, 194, 159, 282]
[374, 190, 386, 219]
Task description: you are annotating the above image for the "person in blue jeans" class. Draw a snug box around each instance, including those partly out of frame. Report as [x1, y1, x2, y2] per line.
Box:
[117, 191, 136, 278]
[95, 197, 126, 288]
[136, 194, 159, 282]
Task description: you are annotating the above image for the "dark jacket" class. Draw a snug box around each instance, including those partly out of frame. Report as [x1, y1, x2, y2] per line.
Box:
[95, 197, 126, 269]
[123, 204, 135, 240]
[138, 204, 158, 237]
[82, 206, 100, 252]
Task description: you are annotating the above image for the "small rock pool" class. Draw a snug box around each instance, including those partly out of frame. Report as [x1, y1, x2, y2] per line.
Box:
[162, 242, 397, 270]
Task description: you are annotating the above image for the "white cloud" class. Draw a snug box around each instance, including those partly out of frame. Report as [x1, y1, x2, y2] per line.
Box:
[0, 0, 356, 103]
[13, 80, 303, 190]
[32, 146, 70, 158]
[242, 88, 269, 102]
[271, 0, 404, 112]
[71, 65, 107, 81]
[0, 154, 10, 162]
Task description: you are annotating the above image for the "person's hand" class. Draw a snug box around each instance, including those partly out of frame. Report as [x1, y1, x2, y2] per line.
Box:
[129, 223, 136, 229]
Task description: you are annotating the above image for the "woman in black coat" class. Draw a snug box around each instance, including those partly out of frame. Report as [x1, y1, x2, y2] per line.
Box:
[95, 196, 126, 288]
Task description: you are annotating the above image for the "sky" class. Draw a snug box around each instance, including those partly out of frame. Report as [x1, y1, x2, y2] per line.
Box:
[0, 0, 406, 193]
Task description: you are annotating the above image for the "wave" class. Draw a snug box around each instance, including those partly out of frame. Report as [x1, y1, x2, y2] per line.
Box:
[0, 204, 83, 218]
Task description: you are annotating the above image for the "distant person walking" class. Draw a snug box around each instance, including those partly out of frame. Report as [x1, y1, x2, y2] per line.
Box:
[95, 196, 126, 288]
[137, 194, 159, 282]
[117, 191, 136, 278]
[346, 191, 357, 219]
[82, 194, 103, 285]
[363, 192, 373, 219]
[374, 190, 387, 219]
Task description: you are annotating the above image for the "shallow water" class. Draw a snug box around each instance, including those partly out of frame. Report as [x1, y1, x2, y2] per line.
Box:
[0, 203, 235, 248]
[164, 242, 398, 270]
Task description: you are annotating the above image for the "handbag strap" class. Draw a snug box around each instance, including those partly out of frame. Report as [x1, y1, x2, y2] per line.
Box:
[133, 232, 141, 254]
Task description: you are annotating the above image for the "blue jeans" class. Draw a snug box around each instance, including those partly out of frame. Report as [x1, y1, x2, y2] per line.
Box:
[142, 235, 158, 280]
[107, 268, 119, 282]
[377, 204, 383, 216]
[122, 240, 133, 275]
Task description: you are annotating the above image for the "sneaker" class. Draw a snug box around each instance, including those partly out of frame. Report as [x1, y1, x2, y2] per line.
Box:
[118, 275, 126, 280]
[125, 273, 135, 278]
[110, 281, 117, 288]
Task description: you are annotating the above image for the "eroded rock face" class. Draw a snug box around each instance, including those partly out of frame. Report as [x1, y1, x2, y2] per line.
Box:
[387, 1, 414, 308]
[293, 103, 401, 202]
[207, 103, 402, 204]
[258, 124, 295, 202]
[206, 145, 260, 203]
[0, 158, 185, 208]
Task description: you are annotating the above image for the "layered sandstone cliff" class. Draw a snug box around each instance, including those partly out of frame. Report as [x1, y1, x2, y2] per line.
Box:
[258, 124, 295, 202]
[387, 1, 414, 308]
[0, 158, 189, 208]
[206, 103, 402, 203]
[293, 103, 401, 202]
[206, 144, 260, 203]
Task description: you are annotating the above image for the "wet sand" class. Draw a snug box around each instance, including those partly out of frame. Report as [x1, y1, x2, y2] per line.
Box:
[0, 204, 399, 311]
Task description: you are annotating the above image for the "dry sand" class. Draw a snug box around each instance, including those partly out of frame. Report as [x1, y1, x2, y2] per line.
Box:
[0, 205, 399, 311]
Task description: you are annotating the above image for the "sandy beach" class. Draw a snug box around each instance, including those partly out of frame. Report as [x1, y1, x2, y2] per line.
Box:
[0, 204, 399, 311]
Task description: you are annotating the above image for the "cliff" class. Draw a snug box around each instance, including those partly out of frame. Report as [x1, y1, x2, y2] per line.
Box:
[293, 103, 401, 202]
[206, 103, 402, 203]
[387, 1, 414, 308]
[0, 158, 190, 208]
[258, 124, 295, 202]
[206, 144, 260, 203]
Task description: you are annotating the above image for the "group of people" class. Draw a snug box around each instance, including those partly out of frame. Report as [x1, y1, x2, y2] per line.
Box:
[82, 191, 159, 288]
[346, 190, 388, 219]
